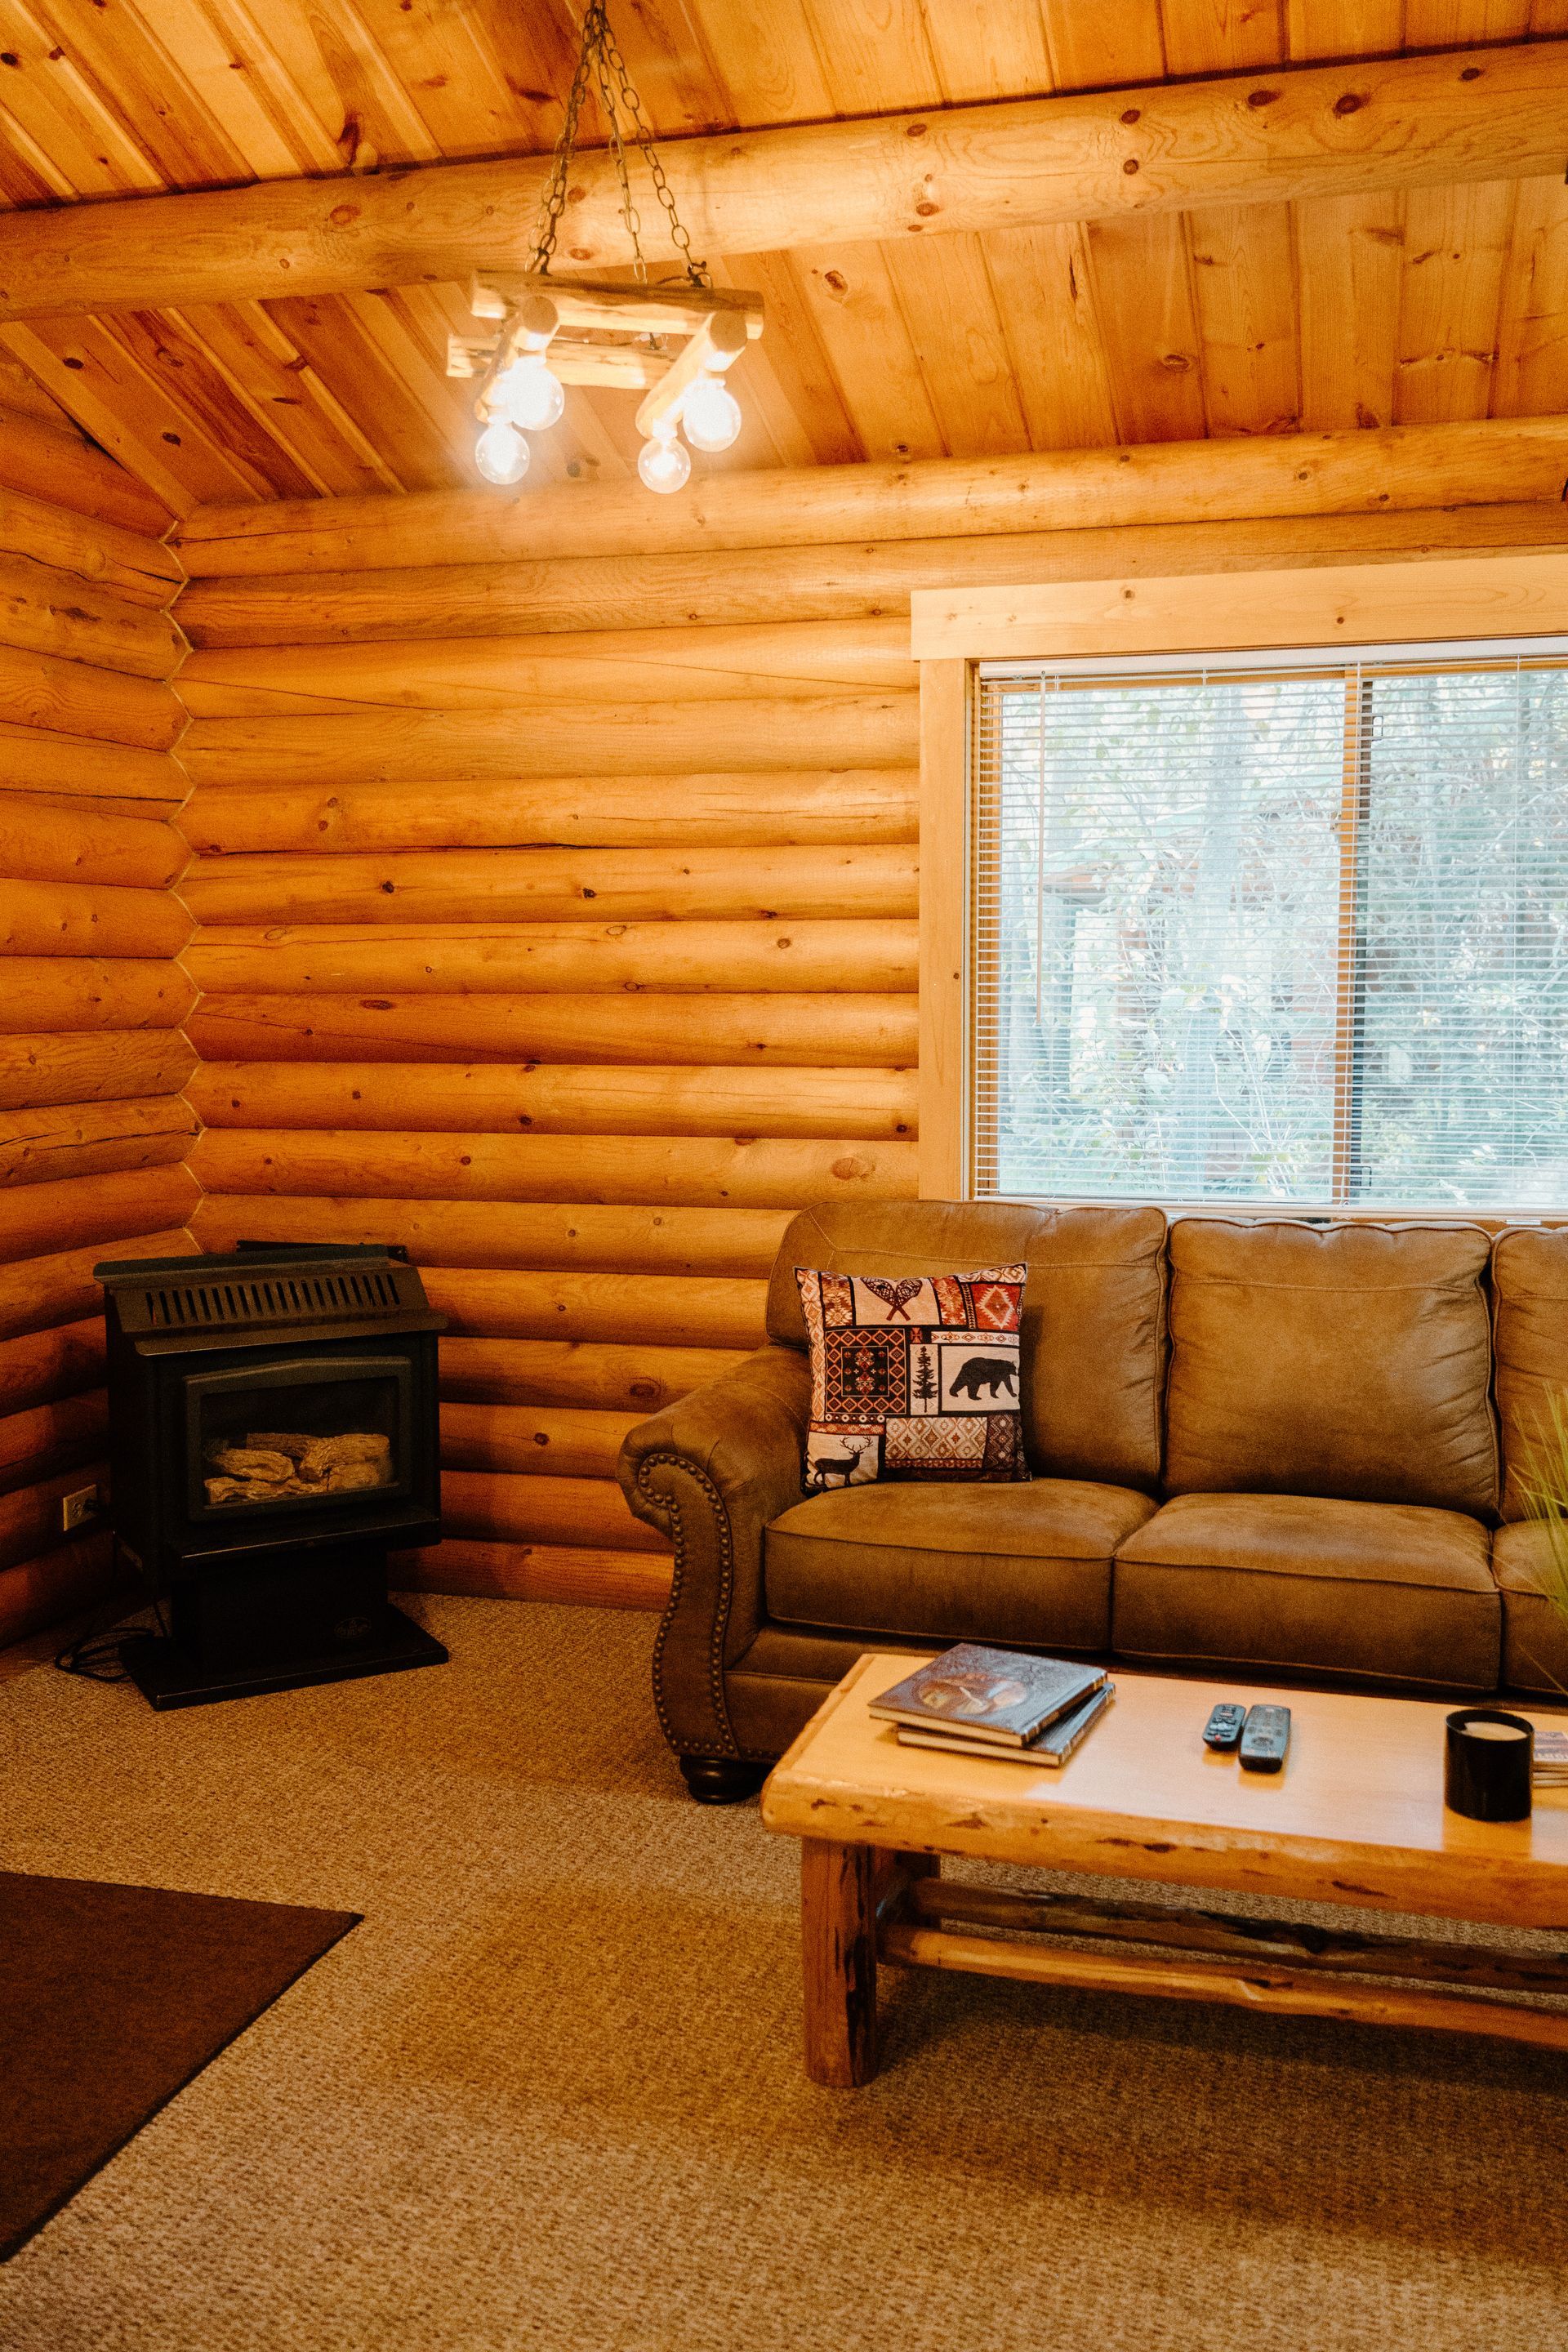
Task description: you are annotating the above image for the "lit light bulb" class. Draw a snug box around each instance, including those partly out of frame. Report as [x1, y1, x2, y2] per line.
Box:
[682, 372, 742, 453]
[474, 420, 530, 486]
[497, 354, 565, 433]
[637, 427, 692, 494]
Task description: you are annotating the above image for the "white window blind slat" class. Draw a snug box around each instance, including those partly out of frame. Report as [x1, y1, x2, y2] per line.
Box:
[970, 652, 1568, 1214]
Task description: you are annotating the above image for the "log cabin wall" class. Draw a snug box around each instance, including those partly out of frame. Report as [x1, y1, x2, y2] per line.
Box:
[171, 586, 920, 1610]
[0, 405, 199, 1646]
[164, 439, 1568, 1612]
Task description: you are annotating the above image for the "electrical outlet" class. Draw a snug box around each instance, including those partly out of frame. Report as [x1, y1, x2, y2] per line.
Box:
[60, 1485, 100, 1533]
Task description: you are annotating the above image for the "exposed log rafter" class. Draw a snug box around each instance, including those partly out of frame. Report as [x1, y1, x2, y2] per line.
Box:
[175, 416, 1568, 576]
[0, 44, 1566, 323]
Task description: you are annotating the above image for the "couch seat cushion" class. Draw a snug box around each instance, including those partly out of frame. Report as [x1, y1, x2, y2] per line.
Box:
[764, 1477, 1157, 1650]
[1113, 1492, 1499, 1692]
[1491, 1521, 1568, 1695]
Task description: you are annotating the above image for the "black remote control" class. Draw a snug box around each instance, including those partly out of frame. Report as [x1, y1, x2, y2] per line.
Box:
[1239, 1704, 1291, 1773]
[1202, 1702, 1246, 1752]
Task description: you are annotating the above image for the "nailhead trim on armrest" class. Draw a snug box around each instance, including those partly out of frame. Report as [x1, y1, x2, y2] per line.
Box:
[635, 1450, 774, 1764]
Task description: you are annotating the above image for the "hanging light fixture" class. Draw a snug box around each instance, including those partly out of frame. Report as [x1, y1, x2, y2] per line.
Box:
[447, 1, 764, 494]
[636, 423, 692, 495]
[495, 353, 565, 434]
[680, 365, 743, 455]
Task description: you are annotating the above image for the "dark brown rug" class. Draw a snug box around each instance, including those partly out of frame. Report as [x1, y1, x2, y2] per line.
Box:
[0, 1871, 358, 2261]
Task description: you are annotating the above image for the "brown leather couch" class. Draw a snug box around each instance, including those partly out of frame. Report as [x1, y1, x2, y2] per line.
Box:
[617, 1200, 1568, 1801]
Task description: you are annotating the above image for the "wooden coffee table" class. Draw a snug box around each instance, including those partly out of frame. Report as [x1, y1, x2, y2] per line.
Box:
[760, 1652, 1568, 2087]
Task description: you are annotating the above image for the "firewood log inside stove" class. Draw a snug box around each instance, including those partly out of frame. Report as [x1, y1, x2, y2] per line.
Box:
[203, 1430, 393, 1505]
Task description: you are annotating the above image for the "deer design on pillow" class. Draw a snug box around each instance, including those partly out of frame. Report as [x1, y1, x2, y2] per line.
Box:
[809, 1437, 876, 1487]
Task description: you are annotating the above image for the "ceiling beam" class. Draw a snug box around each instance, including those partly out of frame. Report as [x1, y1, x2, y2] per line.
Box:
[1, 42, 1566, 323]
[173, 416, 1568, 576]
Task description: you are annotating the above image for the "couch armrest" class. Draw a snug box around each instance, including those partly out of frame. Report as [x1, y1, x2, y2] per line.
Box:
[617, 1343, 811, 1760]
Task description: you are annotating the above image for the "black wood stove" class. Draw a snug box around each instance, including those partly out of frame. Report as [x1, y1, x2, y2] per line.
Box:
[95, 1241, 448, 1709]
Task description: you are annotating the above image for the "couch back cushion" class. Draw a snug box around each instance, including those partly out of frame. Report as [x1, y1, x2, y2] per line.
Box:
[766, 1200, 1166, 1490]
[1492, 1228, 1568, 1521]
[1164, 1218, 1498, 1517]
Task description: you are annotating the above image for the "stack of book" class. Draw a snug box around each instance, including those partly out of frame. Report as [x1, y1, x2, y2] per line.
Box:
[869, 1642, 1113, 1768]
[1532, 1727, 1568, 1786]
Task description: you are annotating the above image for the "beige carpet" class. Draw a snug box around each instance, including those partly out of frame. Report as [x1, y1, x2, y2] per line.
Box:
[0, 1599, 1565, 2351]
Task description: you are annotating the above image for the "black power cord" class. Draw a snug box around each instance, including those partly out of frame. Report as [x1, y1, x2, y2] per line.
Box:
[54, 1543, 168, 1683]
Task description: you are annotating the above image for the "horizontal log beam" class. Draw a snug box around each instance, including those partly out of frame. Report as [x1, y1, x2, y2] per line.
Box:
[0, 959, 195, 1034]
[439, 1336, 750, 1414]
[189, 1128, 919, 1209]
[0, 644, 183, 749]
[185, 1061, 917, 1141]
[7, 44, 1568, 320]
[0, 1165, 199, 1267]
[177, 844, 919, 928]
[0, 1526, 117, 1650]
[441, 1469, 668, 1554]
[0, 720, 182, 813]
[177, 772, 918, 856]
[177, 698, 919, 788]
[186, 1062, 915, 1142]
[1, 879, 193, 958]
[180, 920, 918, 997]
[0, 802, 186, 889]
[176, 670, 895, 722]
[0, 1463, 109, 1574]
[174, 619, 913, 718]
[0, 488, 181, 610]
[422, 1268, 768, 1349]
[392, 1536, 670, 1611]
[0, 1391, 107, 1499]
[0, 405, 172, 536]
[187, 1196, 791, 1276]
[0, 1225, 194, 1343]
[172, 500, 1568, 647]
[0, 1316, 105, 1417]
[178, 415, 1568, 574]
[183, 992, 920, 1069]
[0, 554, 184, 679]
[0, 1095, 197, 1187]
[0, 1031, 197, 1111]
[439, 1403, 643, 1482]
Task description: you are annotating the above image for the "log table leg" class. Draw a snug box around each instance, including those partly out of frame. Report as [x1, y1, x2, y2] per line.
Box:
[801, 1838, 880, 2087]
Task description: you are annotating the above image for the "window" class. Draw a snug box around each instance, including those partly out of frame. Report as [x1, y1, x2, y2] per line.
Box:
[971, 648, 1568, 1213]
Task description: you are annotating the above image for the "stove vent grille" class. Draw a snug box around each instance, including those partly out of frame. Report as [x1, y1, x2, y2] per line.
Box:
[122, 1263, 412, 1334]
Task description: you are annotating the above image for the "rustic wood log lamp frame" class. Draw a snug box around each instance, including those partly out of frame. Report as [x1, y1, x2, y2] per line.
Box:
[445, 1, 764, 494]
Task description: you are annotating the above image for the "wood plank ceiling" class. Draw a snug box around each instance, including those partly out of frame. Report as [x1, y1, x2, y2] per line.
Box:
[2, 0, 1567, 512]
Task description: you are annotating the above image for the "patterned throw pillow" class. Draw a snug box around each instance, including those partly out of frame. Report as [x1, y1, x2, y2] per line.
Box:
[795, 1263, 1030, 1493]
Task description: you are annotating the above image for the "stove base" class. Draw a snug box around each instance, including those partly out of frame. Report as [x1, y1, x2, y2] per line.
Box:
[122, 1601, 448, 1711]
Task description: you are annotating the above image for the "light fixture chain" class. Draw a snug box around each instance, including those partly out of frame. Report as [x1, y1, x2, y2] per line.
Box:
[592, 27, 648, 283]
[527, 0, 707, 290]
[596, 11, 708, 289]
[528, 8, 598, 276]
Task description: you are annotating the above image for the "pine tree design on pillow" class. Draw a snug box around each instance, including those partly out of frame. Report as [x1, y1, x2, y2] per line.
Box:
[795, 1263, 1030, 1492]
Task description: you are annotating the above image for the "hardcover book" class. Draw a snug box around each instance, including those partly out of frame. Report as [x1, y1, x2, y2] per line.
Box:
[868, 1643, 1106, 1746]
[896, 1682, 1115, 1768]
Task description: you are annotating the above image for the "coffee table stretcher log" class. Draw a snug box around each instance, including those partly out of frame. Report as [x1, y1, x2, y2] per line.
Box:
[760, 1654, 1568, 2088]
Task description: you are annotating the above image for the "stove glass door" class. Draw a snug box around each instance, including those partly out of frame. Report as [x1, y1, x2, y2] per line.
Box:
[185, 1354, 412, 1518]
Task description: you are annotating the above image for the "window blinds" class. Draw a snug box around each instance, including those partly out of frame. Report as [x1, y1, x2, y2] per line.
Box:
[970, 651, 1568, 1214]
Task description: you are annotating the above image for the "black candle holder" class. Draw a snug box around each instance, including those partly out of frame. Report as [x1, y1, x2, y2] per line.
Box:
[1445, 1708, 1534, 1823]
